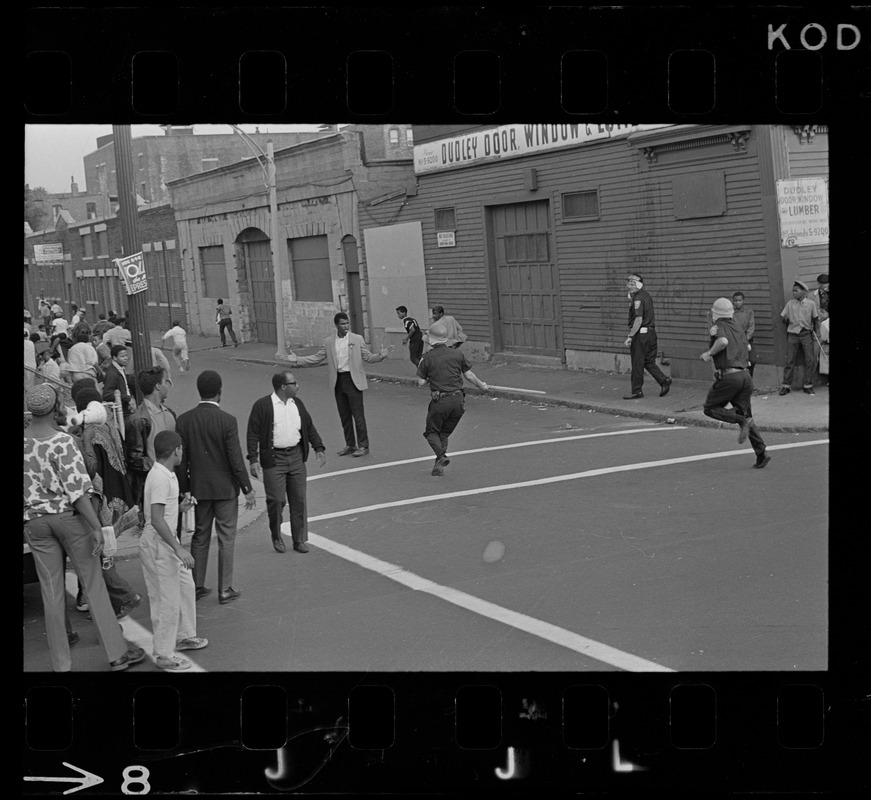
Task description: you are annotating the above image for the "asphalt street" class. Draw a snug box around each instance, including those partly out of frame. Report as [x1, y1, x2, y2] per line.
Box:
[23, 344, 828, 673]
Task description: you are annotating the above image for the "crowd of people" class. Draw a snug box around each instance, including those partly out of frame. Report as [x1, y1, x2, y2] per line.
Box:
[23, 282, 829, 671]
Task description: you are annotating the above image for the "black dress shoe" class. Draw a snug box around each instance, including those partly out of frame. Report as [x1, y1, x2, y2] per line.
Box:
[219, 588, 241, 604]
[352, 447, 369, 457]
[779, 387, 791, 396]
[622, 393, 643, 400]
[293, 542, 310, 553]
[195, 586, 212, 600]
[659, 377, 672, 397]
[802, 386, 815, 395]
[337, 446, 356, 456]
[272, 537, 286, 553]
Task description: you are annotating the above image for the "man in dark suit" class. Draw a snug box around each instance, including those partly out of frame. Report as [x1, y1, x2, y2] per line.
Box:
[247, 371, 326, 554]
[176, 370, 256, 605]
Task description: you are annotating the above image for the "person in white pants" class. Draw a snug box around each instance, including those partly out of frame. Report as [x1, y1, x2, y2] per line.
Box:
[139, 429, 207, 670]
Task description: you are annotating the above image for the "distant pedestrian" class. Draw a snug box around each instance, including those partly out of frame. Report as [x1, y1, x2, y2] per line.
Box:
[779, 279, 820, 396]
[290, 312, 393, 458]
[23, 384, 145, 672]
[163, 321, 190, 373]
[416, 321, 489, 476]
[622, 272, 671, 399]
[70, 306, 91, 339]
[396, 305, 423, 366]
[215, 299, 238, 348]
[247, 371, 326, 554]
[91, 313, 113, 339]
[810, 274, 829, 313]
[152, 346, 172, 384]
[176, 370, 256, 605]
[139, 430, 207, 670]
[36, 341, 62, 382]
[102, 317, 132, 350]
[38, 295, 52, 330]
[102, 345, 135, 416]
[426, 306, 467, 349]
[50, 311, 69, 338]
[65, 333, 100, 383]
[700, 298, 770, 469]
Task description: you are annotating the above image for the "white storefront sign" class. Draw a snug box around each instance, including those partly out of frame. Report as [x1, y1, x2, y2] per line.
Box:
[437, 231, 456, 248]
[33, 243, 64, 266]
[776, 177, 829, 247]
[413, 123, 673, 174]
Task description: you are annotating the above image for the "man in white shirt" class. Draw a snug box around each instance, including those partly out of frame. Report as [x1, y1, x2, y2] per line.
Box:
[162, 321, 190, 372]
[247, 372, 326, 554]
[290, 312, 392, 458]
[65, 334, 100, 383]
[50, 312, 69, 337]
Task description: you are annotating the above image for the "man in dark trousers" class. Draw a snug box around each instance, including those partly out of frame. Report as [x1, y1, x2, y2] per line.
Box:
[176, 370, 256, 605]
[623, 272, 671, 400]
[290, 312, 393, 458]
[416, 321, 489, 476]
[396, 305, 423, 366]
[701, 297, 771, 469]
[247, 371, 326, 554]
[215, 299, 238, 348]
[101, 344, 135, 416]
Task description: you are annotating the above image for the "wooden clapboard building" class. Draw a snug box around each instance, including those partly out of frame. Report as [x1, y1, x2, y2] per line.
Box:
[399, 124, 828, 382]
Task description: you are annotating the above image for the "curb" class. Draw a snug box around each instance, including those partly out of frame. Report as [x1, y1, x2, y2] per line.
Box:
[231, 356, 829, 435]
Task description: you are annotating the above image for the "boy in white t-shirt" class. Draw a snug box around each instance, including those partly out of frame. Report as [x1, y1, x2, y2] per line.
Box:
[162, 321, 190, 373]
[140, 429, 207, 670]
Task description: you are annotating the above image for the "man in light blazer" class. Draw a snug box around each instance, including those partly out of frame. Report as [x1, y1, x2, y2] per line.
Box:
[176, 370, 256, 605]
[247, 371, 326, 554]
[290, 312, 393, 457]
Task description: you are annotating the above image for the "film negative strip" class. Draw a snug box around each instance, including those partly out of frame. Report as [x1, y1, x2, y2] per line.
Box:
[23, 5, 864, 795]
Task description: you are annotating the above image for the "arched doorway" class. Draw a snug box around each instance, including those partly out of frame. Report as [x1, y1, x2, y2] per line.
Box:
[236, 228, 275, 344]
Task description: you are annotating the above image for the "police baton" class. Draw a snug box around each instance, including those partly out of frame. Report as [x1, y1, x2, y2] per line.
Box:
[486, 385, 546, 395]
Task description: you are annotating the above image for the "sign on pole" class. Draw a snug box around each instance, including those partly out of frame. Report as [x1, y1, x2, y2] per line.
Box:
[114, 252, 147, 295]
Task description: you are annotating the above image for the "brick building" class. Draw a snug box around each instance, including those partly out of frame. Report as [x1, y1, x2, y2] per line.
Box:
[26, 177, 113, 233]
[167, 125, 415, 348]
[24, 203, 186, 334]
[83, 125, 333, 209]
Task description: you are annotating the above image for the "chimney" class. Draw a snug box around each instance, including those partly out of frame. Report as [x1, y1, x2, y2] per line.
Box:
[70, 177, 78, 196]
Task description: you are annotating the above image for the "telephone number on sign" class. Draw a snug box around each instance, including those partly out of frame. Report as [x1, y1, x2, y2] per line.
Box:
[791, 227, 829, 238]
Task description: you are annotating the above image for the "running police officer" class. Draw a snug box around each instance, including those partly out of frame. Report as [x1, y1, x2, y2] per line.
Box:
[416, 321, 489, 476]
[701, 297, 771, 469]
[623, 272, 671, 399]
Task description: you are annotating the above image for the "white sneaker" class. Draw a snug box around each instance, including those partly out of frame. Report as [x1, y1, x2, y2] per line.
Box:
[155, 654, 192, 670]
[175, 637, 209, 651]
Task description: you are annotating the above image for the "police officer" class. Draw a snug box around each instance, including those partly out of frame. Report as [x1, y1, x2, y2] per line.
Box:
[701, 297, 771, 469]
[623, 273, 671, 399]
[416, 321, 489, 476]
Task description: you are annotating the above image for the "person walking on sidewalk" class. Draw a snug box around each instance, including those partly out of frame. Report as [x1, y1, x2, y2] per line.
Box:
[176, 370, 256, 606]
[163, 321, 191, 373]
[215, 300, 238, 348]
[139, 430, 208, 670]
[396, 306, 424, 366]
[247, 371, 326, 554]
[623, 273, 671, 400]
[416, 321, 489, 477]
[700, 298, 771, 470]
[290, 312, 393, 458]
[779, 279, 820, 396]
[23, 384, 145, 672]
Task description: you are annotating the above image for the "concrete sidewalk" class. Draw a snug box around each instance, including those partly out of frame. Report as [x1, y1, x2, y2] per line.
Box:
[157, 329, 827, 435]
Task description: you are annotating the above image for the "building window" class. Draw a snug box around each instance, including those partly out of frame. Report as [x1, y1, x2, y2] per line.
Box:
[138, 154, 144, 170]
[86, 202, 97, 219]
[81, 232, 94, 258]
[95, 230, 109, 257]
[140, 183, 147, 199]
[200, 245, 229, 298]
[201, 157, 219, 172]
[405, 128, 413, 145]
[289, 235, 332, 301]
[561, 190, 599, 221]
[388, 127, 400, 145]
[434, 207, 456, 230]
[672, 171, 726, 220]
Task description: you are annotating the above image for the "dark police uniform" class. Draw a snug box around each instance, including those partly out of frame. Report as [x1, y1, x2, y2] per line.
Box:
[702, 318, 768, 461]
[402, 316, 423, 366]
[628, 289, 668, 395]
[416, 344, 470, 460]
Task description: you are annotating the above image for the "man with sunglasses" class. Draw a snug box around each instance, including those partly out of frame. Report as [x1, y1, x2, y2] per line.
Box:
[247, 372, 326, 554]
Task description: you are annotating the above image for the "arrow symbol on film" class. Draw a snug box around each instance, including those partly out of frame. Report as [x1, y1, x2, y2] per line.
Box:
[24, 762, 104, 794]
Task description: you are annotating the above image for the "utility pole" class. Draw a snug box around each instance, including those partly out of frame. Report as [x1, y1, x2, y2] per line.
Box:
[267, 140, 287, 358]
[112, 124, 146, 403]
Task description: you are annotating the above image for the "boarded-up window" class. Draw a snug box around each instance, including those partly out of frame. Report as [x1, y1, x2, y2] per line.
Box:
[95, 230, 109, 257]
[81, 232, 94, 258]
[435, 207, 456, 230]
[562, 190, 599, 220]
[673, 171, 726, 220]
[200, 245, 229, 298]
[290, 235, 332, 301]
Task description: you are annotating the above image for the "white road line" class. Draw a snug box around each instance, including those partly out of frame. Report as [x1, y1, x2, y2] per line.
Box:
[309, 426, 687, 480]
[64, 571, 206, 672]
[310, 439, 828, 522]
[307, 533, 674, 673]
